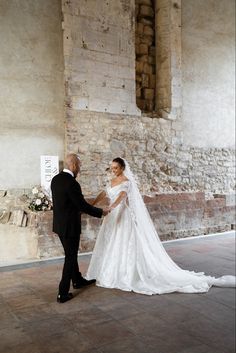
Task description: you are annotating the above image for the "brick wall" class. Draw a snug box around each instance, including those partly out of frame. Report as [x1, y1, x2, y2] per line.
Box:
[1, 189, 234, 262]
[144, 192, 235, 240]
[135, 0, 156, 112]
[28, 192, 236, 258]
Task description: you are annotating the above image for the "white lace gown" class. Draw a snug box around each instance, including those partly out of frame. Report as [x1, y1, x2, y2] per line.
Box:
[86, 181, 235, 295]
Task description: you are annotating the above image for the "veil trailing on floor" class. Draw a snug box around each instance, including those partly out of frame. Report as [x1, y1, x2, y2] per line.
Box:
[123, 158, 235, 289]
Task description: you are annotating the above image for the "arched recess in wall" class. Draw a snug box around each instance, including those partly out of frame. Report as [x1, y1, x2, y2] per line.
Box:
[135, 0, 156, 114]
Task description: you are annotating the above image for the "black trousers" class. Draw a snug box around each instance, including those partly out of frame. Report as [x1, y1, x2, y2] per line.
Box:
[58, 235, 83, 295]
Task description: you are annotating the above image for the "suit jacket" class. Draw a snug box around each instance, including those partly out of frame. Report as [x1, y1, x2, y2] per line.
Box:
[51, 171, 103, 238]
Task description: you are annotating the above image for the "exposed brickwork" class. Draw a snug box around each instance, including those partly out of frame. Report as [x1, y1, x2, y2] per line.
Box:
[145, 193, 235, 240]
[135, 0, 156, 112]
[1, 189, 234, 261]
[36, 211, 62, 258]
[25, 193, 236, 257]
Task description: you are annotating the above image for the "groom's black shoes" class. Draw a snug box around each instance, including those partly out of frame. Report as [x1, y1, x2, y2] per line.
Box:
[73, 278, 96, 289]
[57, 293, 73, 303]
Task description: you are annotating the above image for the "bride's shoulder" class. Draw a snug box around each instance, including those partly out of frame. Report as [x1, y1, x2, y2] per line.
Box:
[121, 177, 129, 186]
[122, 177, 130, 189]
[111, 177, 129, 183]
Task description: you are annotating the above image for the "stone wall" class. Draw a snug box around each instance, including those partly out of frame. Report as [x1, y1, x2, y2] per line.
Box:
[62, 0, 139, 116]
[135, 0, 156, 112]
[155, 0, 182, 120]
[66, 111, 235, 196]
[0, 0, 65, 189]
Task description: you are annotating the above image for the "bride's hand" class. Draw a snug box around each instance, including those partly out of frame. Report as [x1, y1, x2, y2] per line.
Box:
[107, 205, 115, 212]
[102, 207, 111, 216]
[92, 190, 106, 206]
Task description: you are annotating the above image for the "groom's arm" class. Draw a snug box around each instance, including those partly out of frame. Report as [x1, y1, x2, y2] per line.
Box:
[68, 181, 103, 218]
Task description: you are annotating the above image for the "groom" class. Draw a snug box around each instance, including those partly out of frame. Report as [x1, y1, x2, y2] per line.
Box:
[51, 153, 108, 303]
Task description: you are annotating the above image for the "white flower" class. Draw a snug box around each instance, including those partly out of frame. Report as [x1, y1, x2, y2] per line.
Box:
[45, 200, 48, 205]
[32, 187, 39, 194]
[35, 199, 42, 206]
[38, 192, 44, 198]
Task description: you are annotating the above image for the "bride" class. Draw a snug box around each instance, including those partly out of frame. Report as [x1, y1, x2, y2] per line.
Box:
[86, 157, 235, 295]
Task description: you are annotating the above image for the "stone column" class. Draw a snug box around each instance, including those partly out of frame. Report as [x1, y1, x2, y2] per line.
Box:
[155, 0, 182, 120]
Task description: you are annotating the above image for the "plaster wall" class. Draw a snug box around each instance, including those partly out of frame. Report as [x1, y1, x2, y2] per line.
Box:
[0, 0, 65, 188]
[182, 0, 235, 148]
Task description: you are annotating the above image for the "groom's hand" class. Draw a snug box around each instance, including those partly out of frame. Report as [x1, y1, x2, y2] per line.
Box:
[102, 207, 110, 216]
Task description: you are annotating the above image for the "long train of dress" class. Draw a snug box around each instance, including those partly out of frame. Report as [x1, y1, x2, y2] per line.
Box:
[86, 182, 235, 295]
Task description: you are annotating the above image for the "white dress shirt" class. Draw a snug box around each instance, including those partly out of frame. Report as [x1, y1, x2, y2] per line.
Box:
[63, 168, 74, 177]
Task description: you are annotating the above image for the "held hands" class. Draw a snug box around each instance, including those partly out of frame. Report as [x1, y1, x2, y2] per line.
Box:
[102, 205, 116, 216]
[102, 207, 111, 216]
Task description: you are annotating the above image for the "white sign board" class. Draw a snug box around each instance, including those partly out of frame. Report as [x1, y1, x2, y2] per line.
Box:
[40, 155, 59, 198]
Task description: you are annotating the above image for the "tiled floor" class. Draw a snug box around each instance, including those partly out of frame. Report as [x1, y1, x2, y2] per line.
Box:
[0, 232, 235, 353]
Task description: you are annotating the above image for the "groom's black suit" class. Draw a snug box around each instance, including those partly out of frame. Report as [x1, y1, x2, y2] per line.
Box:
[51, 171, 103, 296]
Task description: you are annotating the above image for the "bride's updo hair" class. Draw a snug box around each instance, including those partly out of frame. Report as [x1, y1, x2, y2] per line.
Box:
[112, 157, 126, 170]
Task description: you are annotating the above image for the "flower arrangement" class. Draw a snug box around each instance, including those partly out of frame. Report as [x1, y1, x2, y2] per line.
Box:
[28, 186, 52, 212]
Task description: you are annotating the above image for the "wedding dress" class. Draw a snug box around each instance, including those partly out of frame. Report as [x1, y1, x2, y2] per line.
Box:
[86, 161, 235, 295]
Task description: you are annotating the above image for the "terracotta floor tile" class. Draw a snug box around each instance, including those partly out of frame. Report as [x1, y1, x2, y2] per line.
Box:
[35, 331, 95, 353]
[78, 320, 135, 347]
[22, 316, 72, 339]
[96, 298, 145, 321]
[68, 306, 113, 328]
[99, 336, 161, 353]
[0, 326, 33, 351]
[6, 293, 47, 311]
[14, 304, 57, 323]
[1, 342, 42, 353]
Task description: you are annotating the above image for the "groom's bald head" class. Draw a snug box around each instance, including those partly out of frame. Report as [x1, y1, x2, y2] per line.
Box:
[64, 153, 81, 177]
